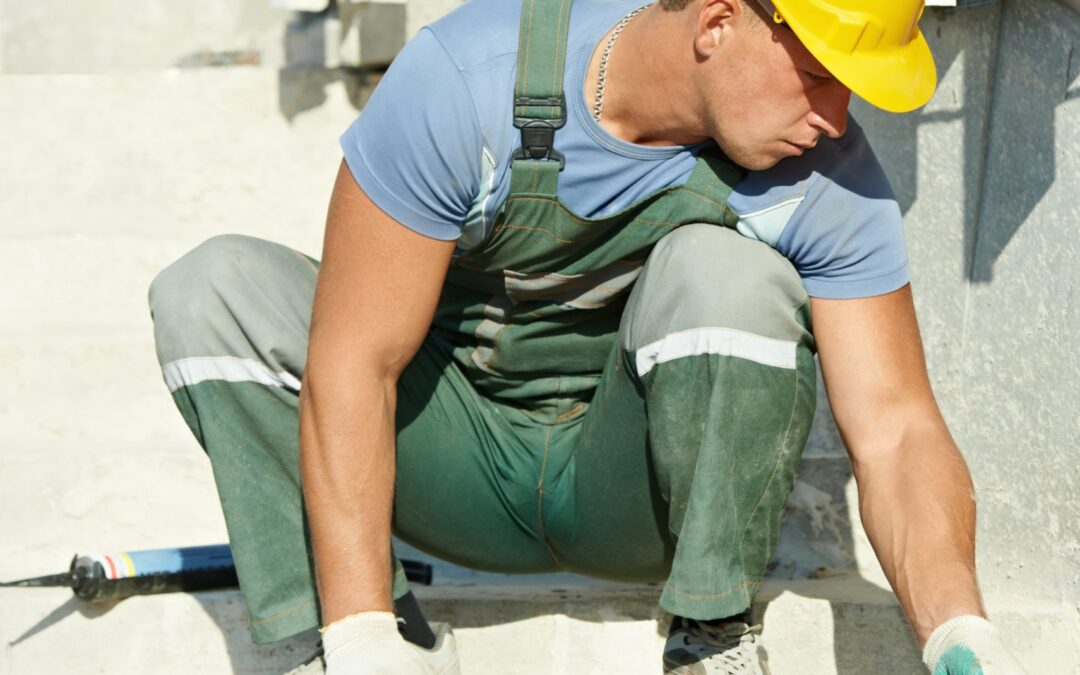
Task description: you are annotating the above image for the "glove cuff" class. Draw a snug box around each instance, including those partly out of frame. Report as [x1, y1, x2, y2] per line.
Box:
[922, 614, 996, 669]
[320, 611, 402, 659]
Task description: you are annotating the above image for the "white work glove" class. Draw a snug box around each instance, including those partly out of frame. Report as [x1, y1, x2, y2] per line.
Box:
[922, 615, 1027, 674]
[321, 611, 433, 675]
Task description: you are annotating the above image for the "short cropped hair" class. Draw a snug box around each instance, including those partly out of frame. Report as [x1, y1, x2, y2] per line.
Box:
[659, 0, 770, 26]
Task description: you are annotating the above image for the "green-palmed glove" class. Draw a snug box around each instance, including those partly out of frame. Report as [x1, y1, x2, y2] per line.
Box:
[922, 615, 1027, 674]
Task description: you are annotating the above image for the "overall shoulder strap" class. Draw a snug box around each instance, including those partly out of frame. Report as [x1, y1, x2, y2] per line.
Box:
[680, 149, 745, 226]
[509, 0, 573, 197]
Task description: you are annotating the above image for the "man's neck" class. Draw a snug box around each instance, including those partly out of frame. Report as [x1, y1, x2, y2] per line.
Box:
[584, 4, 711, 147]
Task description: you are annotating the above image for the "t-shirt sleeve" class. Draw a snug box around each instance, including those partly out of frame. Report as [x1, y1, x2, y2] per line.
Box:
[339, 28, 483, 240]
[776, 124, 909, 299]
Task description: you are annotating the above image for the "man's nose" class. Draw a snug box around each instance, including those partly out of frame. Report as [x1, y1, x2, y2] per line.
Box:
[808, 84, 851, 140]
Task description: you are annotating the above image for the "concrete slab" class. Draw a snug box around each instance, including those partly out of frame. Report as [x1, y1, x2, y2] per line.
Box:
[0, 69, 366, 244]
[4, 579, 1077, 674]
[1, 588, 319, 675]
[0, 337, 194, 449]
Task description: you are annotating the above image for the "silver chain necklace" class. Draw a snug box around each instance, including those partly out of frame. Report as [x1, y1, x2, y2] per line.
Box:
[593, 4, 651, 123]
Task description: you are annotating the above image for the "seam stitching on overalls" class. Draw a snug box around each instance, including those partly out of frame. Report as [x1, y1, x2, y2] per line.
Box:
[552, 0, 568, 95]
[501, 192, 730, 224]
[536, 423, 560, 564]
[555, 401, 586, 422]
[706, 170, 720, 194]
[501, 224, 576, 243]
[665, 579, 762, 600]
[521, 0, 534, 96]
[479, 312, 517, 373]
[737, 344, 803, 557]
[489, 322, 514, 370]
[624, 217, 686, 229]
[494, 213, 697, 245]
[250, 599, 316, 625]
[672, 188, 730, 212]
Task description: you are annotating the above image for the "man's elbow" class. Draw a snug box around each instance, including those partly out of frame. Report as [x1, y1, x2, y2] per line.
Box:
[844, 408, 960, 479]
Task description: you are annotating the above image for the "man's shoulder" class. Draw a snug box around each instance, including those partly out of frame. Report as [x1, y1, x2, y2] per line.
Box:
[424, 0, 522, 72]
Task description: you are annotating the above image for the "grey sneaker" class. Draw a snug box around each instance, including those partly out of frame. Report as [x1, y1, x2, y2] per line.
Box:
[663, 615, 770, 675]
[284, 621, 460, 675]
[285, 646, 325, 675]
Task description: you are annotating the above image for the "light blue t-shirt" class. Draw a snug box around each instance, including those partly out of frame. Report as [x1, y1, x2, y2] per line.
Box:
[341, 0, 909, 299]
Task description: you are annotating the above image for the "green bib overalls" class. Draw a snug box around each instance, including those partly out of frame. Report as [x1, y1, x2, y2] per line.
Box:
[149, 0, 819, 644]
[431, 0, 742, 426]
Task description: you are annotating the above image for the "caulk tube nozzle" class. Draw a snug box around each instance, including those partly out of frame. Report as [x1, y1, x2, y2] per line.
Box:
[0, 571, 76, 588]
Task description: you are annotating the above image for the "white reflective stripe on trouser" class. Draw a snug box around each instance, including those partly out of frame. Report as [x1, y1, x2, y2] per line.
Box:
[635, 327, 798, 377]
[162, 356, 302, 393]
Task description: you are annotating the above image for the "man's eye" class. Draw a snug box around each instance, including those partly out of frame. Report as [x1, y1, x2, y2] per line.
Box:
[804, 70, 831, 82]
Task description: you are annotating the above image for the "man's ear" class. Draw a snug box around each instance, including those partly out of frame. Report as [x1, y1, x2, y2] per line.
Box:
[693, 0, 739, 58]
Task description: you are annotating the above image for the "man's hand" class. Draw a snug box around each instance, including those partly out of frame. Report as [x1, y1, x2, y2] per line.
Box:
[321, 612, 432, 675]
[811, 285, 987, 644]
[922, 616, 1026, 674]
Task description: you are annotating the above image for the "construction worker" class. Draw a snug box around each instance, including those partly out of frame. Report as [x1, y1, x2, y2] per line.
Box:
[148, 0, 1028, 672]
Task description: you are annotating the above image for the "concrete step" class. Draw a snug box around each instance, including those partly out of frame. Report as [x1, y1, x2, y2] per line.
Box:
[2, 444, 1077, 674]
[4, 447, 1076, 673]
[3, 578, 1078, 674]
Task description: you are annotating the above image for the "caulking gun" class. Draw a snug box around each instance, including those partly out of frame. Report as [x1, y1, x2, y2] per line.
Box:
[0, 544, 433, 602]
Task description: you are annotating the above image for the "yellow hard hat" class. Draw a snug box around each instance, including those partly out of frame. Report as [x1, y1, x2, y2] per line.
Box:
[758, 0, 938, 113]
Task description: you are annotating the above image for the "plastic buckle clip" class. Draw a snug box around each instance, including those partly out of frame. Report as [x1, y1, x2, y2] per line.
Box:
[512, 95, 566, 170]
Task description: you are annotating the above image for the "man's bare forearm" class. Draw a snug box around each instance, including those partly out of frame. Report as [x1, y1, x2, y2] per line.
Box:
[299, 366, 398, 625]
[854, 423, 986, 645]
[297, 161, 457, 628]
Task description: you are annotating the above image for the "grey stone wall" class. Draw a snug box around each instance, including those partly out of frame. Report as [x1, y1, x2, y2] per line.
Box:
[782, 0, 1080, 607]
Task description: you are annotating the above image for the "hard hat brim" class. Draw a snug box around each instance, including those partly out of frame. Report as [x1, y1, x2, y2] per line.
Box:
[784, 19, 938, 113]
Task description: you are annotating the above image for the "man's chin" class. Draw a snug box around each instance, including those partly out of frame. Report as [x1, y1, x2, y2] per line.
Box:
[730, 154, 784, 172]
[714, 140, 792, 172]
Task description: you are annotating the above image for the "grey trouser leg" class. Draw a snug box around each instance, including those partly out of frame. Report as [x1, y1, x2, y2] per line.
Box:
[553, 224, 818, 620]
[149, 234, 555, 643]
[149, 234, 327, 642]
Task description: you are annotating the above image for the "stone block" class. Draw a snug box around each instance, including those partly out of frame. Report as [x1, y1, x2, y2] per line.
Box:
[0, 0, 288, 74]
[351, 2, 409, 68]
[405, 0, 466, 40]
[0, 0, 466, 75]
